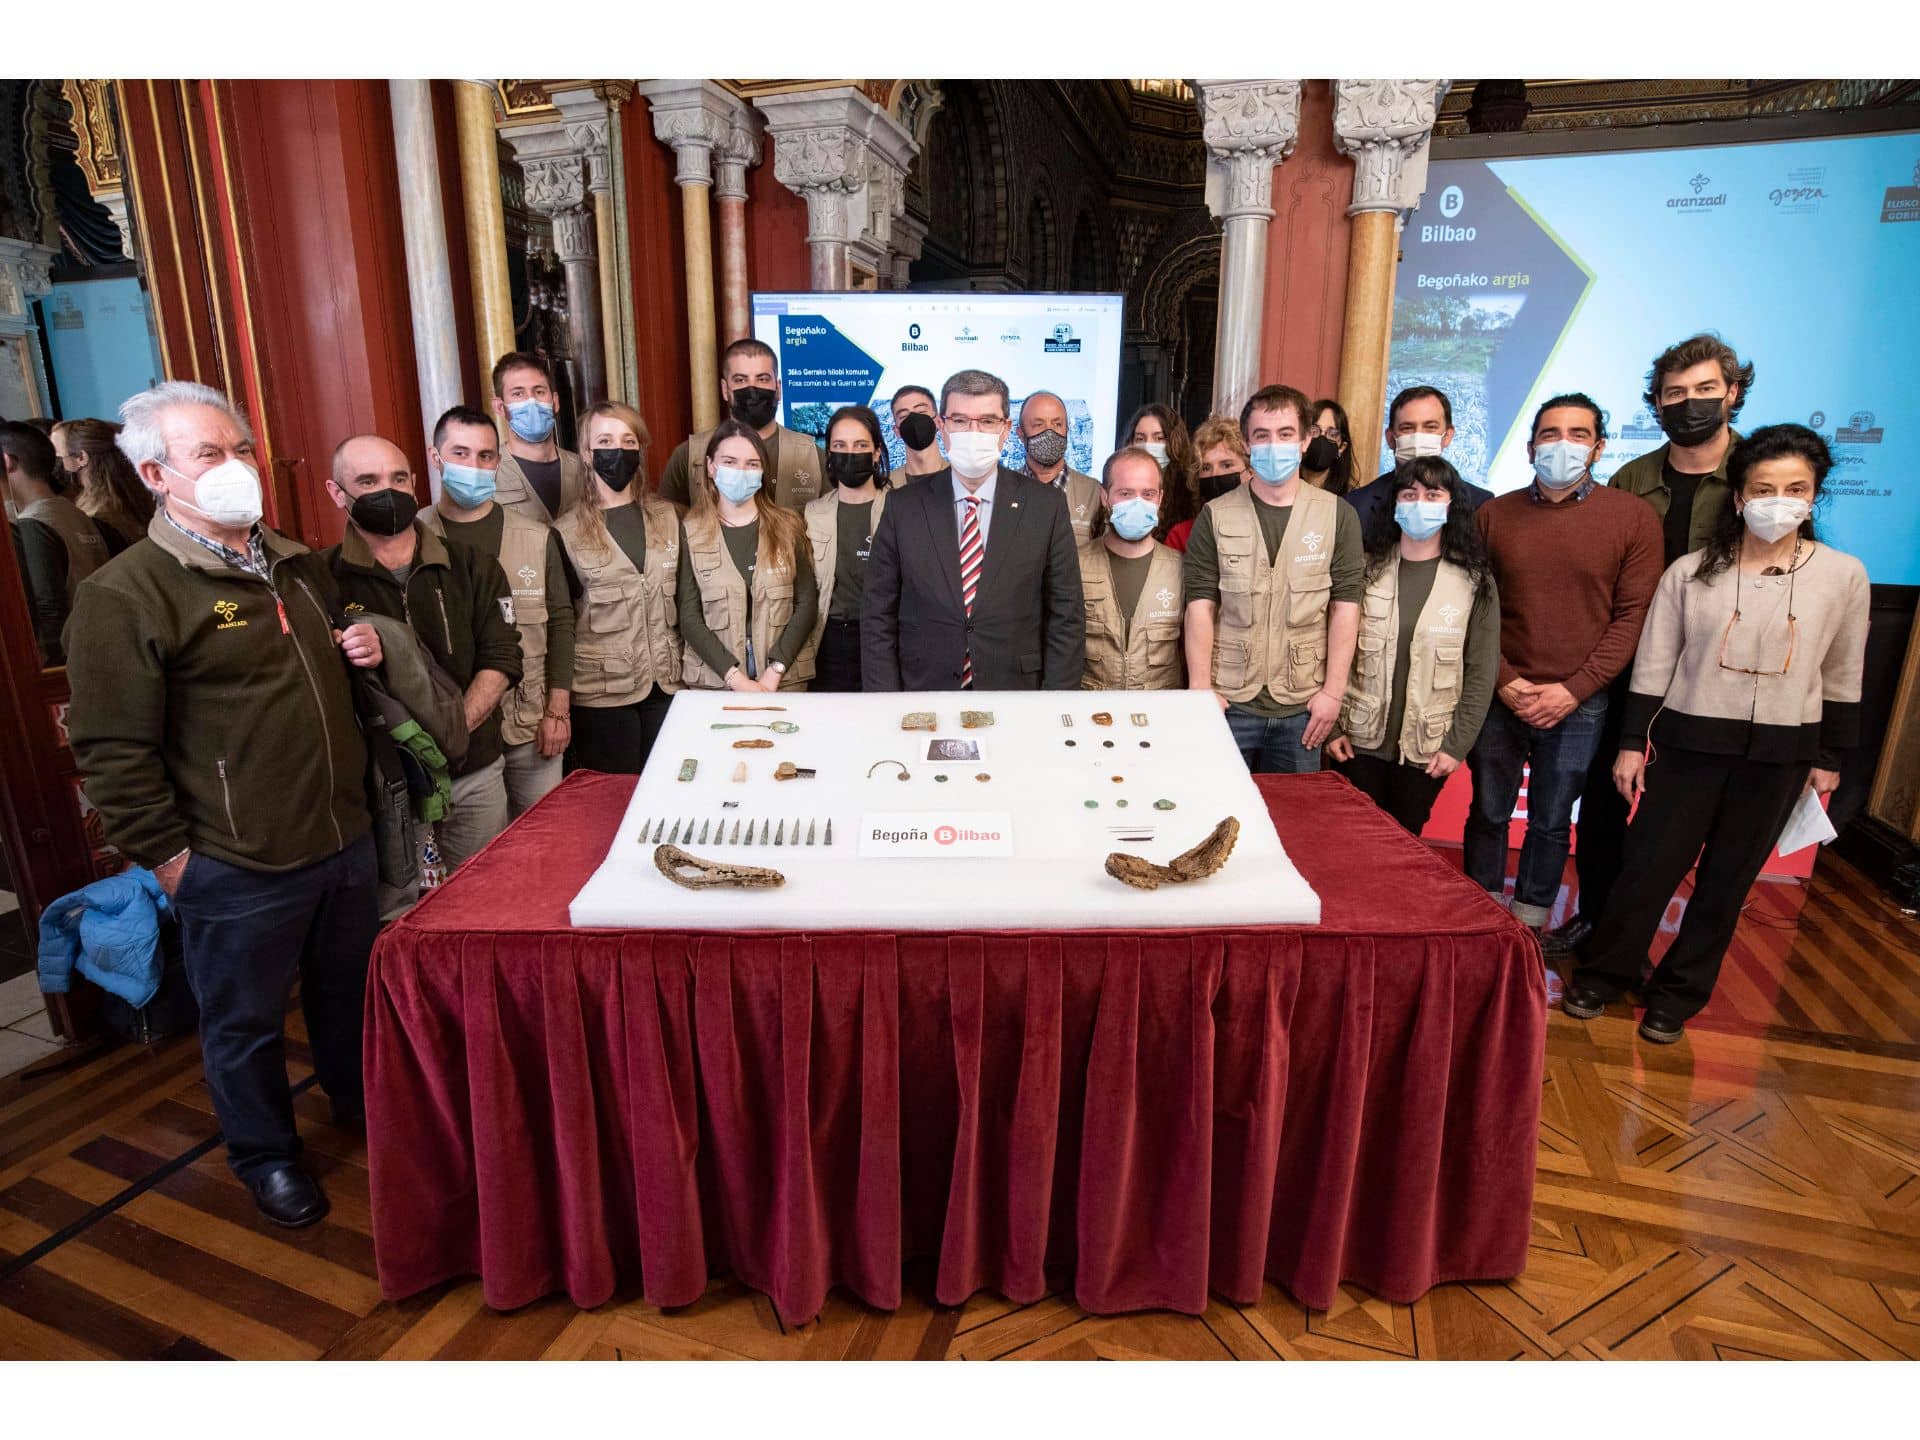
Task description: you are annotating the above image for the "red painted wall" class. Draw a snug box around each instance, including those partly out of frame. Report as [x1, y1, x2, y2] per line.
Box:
[621, 94, 693, 483]
[748, 133, 812, 296]
[222, 79, 425, 548]
[1258, 80, 1354, 405]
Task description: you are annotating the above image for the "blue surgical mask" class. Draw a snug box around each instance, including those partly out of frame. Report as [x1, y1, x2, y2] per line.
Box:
[506, 399, 555, 443]
[712, 464, 763, 504]
[1531, 439, 1591, 490]
[1394, 498, 1449, 540]
[1249, 442, 1301, 484]
[440, 462, 496, 509]
[1138, 441, 1168, 465]
[1108, 497, 1159, 542]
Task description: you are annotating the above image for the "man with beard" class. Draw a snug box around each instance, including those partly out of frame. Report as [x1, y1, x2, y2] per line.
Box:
[659, 338, 825, 509]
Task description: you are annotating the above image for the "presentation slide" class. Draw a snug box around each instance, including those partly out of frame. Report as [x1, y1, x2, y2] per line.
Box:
[751, 291, 1126, 477]
[1389, 129, 1920, 584]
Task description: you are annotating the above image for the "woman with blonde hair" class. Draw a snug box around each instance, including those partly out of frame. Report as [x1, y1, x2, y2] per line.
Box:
[1166, 415, 1249, 552]
[550, 400, 685, 774]
[675, 418, 819, 692]
[53, 417, 153, 554]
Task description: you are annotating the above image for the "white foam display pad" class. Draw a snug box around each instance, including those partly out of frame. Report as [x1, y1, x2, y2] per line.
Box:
[568, 690, 1320, 931]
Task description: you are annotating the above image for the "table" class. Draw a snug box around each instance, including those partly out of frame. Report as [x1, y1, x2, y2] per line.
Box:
[366, 770, 1546, 1324]
[570, 689, 1319, 931]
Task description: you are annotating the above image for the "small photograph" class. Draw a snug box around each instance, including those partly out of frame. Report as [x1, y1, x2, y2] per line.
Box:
[927, 738, 983, 762]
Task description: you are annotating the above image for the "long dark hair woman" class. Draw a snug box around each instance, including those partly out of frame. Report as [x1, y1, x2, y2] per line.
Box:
[792, 404, 891, 692]
[1323, 456, 1500, 834]
[1304, 398, 1355, 496]
[55, 417, 154, 554]
[1565, 424, 1869, 1044]
[1121, 403, 1195, 535]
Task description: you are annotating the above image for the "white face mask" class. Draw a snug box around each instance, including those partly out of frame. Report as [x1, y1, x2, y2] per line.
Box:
[1740, 495, 1810, 544]
[1139, 441, 1168, 465]
[1393, 432, 1446, 463]
[162, 456, 263, 528]
[945, 430, 1003, 480]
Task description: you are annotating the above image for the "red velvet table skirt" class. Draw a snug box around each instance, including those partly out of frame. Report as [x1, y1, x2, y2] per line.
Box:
[366, 770, 1546, 1324]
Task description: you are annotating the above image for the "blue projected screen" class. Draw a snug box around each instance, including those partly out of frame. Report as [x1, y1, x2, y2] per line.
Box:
[1389, 129, 1920, 585]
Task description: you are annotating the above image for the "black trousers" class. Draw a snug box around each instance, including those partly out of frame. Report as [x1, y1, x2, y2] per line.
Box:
[812, 616, 864, 693]
[1339, 752, 1448, 836]
[1574, 746, 1807, 1022]
[173, 833, 379, 1181]
[566, 687, 674, 776]
[1570, 674, 1633, 925]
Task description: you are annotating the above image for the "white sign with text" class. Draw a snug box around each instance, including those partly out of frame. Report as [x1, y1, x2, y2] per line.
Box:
[858, 812, 1015, 858]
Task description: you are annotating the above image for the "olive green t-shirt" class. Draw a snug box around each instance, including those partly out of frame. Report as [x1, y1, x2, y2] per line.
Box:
[438, 505, 578, 690]
[1107, 549, 1154, 641]
[831, 500, 875, 621]
[1353, 557, 1502, 765]
[1181, 494, 1364, 717]
[674, 519, 821, 679]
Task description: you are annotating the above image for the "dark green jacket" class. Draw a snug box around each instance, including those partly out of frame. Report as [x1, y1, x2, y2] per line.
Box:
[63, 513, 371, 873]
[326, 521, 523, 776]
[1608, 431, 1739, 555]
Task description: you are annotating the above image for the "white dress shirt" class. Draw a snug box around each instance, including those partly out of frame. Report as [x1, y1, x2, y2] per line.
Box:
[951, 468, 997, 550]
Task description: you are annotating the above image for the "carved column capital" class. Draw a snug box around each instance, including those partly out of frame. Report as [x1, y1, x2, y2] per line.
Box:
[756, 86, 918, 271]
[1194, 80, 1302, 222]
[550, 204, 597, 264]
[636, 79, 752, 191]
[714, 108, 765, 203]
[1333, 79, 1451, 214]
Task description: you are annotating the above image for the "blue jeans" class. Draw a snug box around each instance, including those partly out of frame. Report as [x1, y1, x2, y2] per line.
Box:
[1463, 692, 1608, 926]
[1225, 705, 1319, 774]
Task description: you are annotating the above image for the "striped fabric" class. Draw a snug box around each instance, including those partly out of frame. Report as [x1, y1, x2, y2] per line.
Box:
[959, 496, 983, 689]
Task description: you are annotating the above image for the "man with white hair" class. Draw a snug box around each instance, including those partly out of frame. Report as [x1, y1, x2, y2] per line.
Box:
[63, 381, 386, 1229]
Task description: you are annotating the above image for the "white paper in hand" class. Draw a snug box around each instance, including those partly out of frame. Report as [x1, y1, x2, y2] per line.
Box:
[1775, 788, 1837, 857]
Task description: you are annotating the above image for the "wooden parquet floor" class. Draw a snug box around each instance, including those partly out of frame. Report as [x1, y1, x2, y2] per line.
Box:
[2, 851, 1917, 1360]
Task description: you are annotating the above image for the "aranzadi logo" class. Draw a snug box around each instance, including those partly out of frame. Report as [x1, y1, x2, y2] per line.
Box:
[1668, 171, 1726, 212]
[1044, 322, 1082, 354]
[213, 599, 246, 631]
[1881, 158, 1920, 223]
[1836, 410, 1885, 445]
[954, 324, 979, 345]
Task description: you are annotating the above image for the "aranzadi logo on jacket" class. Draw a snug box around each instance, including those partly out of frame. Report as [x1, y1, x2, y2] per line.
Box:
[213, 599, 246, 631]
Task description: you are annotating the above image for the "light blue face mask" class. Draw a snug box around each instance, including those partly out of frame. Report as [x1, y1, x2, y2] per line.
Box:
[440, 462, 496, 509]
[1108, 497, 1160, 541]
[1138, 441, 1168, 465]
[712, 464, 763, 504]
[1249, 442, 1301, 484]
[506, 399, 555, 443]
[1394, 498, 1450, 540]
[1531, 439, 1592, 490]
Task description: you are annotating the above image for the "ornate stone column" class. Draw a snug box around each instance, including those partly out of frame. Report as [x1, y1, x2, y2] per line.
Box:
[714, 106, 764, 343]
[755, 87, 918, 292]
[1193, 80, 1302, 420]
[452, 81, 516, 397]
[637, 79, 738, 433]
[0, 239, 58, 417]
[1333, 79, 1450, 481]
[890, 210, 927, 290]
[503, 86, 621, 405]
[389, 81, 463, 455]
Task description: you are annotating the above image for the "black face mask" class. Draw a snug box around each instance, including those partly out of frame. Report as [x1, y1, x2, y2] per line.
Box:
[350, 487, 418, 537]
[898, 412, 938, 452]
[827, 451, 876, 487]
[1200, 470, 1243, 503]
[728, 386, 778, 430]
[593, 447, 641, 493]
[1303, 436, 1342, 474]
[1659, 396, 1727, 447]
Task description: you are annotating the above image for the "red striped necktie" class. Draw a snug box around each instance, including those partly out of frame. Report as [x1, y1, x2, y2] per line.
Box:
[959, 495, 983, 689]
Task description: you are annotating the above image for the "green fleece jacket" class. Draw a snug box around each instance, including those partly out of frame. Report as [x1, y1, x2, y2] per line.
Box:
[1608, 431, 1739, 554]
[325, 521, 523, 776]
[63, 514, 371, 873]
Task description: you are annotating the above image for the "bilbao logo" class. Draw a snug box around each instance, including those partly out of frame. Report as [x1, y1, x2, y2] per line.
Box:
[935, 825, 958, 846]
[908, 323, 921, 339]
[1438, 184, 1464, 218]
[902, 321, 929, 354]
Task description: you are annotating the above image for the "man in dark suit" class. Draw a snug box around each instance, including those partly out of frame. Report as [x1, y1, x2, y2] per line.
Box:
[1343, 384, 1494, 531]
[862, 368, 1085, 690]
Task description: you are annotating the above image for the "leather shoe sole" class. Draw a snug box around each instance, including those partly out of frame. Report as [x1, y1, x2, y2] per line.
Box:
[1562, 987, 1609, 1021]
[248, 1166, 330, 1228]
[1638, 1014, 1686, 1045]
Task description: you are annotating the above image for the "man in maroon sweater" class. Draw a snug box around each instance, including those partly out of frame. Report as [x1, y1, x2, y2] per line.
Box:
[1466, 393, 1664, 935]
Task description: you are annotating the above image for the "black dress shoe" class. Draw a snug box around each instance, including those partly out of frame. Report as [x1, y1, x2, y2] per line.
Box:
[248, 1165, 330, 1228]
[1638, 1012, 1686, 1045]
[1541, 917, 1593, 955]
[1561, 980, 1612, 1021]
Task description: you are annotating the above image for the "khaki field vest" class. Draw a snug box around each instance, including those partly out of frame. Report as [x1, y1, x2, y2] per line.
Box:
[19, 495, 107, 599]
[1342, 554, 1477, 764]
[680, 513, 805, 691]
[690, 425, 823, 510]
[552, 496, 684, 708]
[1208, 481, 1341, 706]
[493, 448, 587, 524]
[421, 504, 552, 746]
[1058, 469, 1099, 541]
[1078, 538, 1186, 690]
[792, 486, 890, 684]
